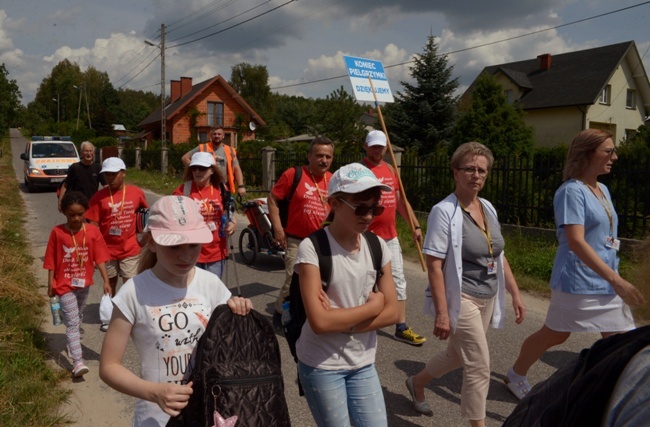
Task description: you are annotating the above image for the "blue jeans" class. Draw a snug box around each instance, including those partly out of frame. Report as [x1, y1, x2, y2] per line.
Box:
[196, 260, 226, 278]
[298, 362, 387, 427]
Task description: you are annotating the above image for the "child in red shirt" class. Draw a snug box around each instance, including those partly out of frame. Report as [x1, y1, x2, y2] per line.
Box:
[44, 191, 110, 378]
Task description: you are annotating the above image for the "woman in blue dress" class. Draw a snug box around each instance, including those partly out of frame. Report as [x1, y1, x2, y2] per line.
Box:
[505, 129, 645, 400]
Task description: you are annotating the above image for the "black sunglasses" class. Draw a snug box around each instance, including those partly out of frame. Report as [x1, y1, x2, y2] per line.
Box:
[190, 165, 210, 172]
[338, 198, 385, 217]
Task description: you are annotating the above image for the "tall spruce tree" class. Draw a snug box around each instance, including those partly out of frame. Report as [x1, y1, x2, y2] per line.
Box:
[453, 72, 533, 159]
[385, 35, 458, 152]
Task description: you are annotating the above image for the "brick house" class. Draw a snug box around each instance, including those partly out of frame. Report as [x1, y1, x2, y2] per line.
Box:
[137, 75, 266, 148]
[461, 41, 650, 146]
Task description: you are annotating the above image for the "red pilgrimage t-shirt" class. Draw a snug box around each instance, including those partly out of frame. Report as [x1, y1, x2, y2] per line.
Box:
[85, 185, 148, 259]
[272, 166, 332, 239]
[43, 223, 110, 296]
[173, 182, 228, 262]
[363, 159, 398, 240]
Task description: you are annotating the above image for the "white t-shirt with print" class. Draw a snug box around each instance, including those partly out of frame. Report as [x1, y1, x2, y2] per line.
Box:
[112, 267, 231, 427]
[295, 228, 391, 371]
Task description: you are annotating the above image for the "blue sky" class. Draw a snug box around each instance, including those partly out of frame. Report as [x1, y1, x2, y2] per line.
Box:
[1, 0, 649, 106]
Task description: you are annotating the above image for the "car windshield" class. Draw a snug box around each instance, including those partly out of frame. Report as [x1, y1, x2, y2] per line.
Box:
[31, 143, 78, 158]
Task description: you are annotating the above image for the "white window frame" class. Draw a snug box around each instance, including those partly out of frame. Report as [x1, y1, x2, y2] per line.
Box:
[599, 85, 611, 105]
[626, 89, 636, 109]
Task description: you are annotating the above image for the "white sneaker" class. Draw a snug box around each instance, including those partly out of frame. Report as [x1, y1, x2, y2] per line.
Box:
[72, 363, 89, 378]
[505, 370, 531, 400]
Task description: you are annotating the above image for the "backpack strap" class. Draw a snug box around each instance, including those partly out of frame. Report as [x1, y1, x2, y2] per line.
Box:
[287, 165, 302, 202]
[183, 181, 192, 197]
[308, 228, 332, 289]
[362, 231, 383, 291]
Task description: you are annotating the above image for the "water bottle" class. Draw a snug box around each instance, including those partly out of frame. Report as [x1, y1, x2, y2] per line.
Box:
[281, 301, 291, 326]
[219, 214, 228, 238]
[50, 296, 62, 326]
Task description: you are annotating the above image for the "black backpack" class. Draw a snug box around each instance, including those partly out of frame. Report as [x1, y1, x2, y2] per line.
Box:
[277, 166, 302, 228]
[167, 305, 290, 427]
[282, 228, 383, 394]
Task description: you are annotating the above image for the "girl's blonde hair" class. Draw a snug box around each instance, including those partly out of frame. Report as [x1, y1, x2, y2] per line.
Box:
[137, 232, 157, 273]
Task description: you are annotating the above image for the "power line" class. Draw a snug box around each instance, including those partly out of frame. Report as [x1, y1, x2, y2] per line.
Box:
[270, 1, 650, 90]
[118, 53, 161, 89]
[168, 0, 296, 48]
[165, 0, 242, 37]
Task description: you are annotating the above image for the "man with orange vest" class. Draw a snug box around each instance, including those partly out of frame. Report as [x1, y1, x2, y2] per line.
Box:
[182, 126, 246, 196]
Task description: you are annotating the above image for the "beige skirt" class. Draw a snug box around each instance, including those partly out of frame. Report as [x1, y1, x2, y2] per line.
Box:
[544, 289, 635, 333]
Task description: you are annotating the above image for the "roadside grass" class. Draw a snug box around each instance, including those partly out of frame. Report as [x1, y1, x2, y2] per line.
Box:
[0, 134, 71, 426]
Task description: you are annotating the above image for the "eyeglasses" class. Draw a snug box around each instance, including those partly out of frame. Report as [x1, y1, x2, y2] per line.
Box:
[338, 198, 385, 217]
[190, 165, 210, 172]
[457, 166, 488, 177]
[598, 147, 618, 156]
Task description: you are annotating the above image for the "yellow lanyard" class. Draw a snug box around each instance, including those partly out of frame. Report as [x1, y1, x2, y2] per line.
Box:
[585, 182, 614, 236]
[108, 185, 126, 216]
[309, 171, 329, 211]
[70, 223, 87, 269]
[195, 183, 214, 215]
[460, 201, 494, 259]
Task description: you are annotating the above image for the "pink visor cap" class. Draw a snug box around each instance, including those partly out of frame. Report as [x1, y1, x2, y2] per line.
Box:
[144, 196, 213, 246]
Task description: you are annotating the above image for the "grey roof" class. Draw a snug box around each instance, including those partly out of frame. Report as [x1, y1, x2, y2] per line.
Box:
[479, 41, 635, 110]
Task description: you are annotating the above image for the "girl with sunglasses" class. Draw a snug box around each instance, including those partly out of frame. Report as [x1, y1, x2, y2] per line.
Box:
[295, 162, 399, 426]
[172, 152, 236, 278]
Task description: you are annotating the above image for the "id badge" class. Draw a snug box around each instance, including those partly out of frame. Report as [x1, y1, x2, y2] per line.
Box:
[206, 221, 217, 232]
[487, 259, 498, 275]
[109, 226, 122, 236]
[71, 278, 86, 288]
[606, 236, 620, 251]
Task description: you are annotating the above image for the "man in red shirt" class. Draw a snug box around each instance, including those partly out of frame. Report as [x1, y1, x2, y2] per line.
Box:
[267, 137, 334, 327]
[86, 157, 149, 310]
[362, 130, 426, 346]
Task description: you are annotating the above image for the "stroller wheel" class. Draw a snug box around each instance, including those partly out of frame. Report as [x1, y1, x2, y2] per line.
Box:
[239, 227, 258, 265]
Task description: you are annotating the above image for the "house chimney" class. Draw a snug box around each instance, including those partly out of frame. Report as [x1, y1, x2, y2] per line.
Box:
[170, 80, 181, 103]
[538, 53, 551, 71]
[180, 77, 193, 97]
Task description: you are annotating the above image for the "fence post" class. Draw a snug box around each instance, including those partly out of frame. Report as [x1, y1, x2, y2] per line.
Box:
[135, 147, 142, 170]
[117, 146, 123, 159]
[261, 146, 276, 191]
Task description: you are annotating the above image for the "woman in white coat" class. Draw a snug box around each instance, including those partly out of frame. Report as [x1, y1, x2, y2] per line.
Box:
[405, 142, 526, 427]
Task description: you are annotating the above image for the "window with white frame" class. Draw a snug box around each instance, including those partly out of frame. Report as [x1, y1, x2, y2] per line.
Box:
[626, 89, 636, 109]
[207, 102, 224, 127]
[504, 89, 514, 104]
[599, 85, 611, 105]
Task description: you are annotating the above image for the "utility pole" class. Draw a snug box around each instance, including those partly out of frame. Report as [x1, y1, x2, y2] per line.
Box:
[74, 84, 82, 130]
[52, 94, 60, 123]
[85, 85, 92, 129]
[146, 24, 168, 174]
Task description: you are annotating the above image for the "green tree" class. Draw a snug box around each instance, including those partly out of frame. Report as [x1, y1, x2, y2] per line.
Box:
[384, 35, 459, 152]
[453, 72, 534, 158]
[0, 64, 21, 132]
[314, 86, 366, 146]
[229, 63, 272, 115]
[114, 88, 160, 131]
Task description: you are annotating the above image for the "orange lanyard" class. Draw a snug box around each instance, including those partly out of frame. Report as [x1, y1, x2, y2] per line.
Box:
[195, 183, 214, 215]
[70, 223, 87, 269]
[309, 171, 328, 211]
[460, 200, 494, 259]
[108, 185, 126, 216]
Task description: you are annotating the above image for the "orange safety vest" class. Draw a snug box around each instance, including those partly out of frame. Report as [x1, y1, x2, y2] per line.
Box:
[199, 143, 237, 193]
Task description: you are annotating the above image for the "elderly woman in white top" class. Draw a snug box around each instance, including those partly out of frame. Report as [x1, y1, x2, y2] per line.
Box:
[405, 142, 526, 427]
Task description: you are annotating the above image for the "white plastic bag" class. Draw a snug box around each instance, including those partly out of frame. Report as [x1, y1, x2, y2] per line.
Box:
[99, 294, 113, 325]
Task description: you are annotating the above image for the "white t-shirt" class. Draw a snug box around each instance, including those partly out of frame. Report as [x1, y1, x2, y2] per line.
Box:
[112, 268, 231, 427]
[295, 228, 391, 370]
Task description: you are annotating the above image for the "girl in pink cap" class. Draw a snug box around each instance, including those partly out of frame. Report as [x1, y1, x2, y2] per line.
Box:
[99, 195, 252, 427]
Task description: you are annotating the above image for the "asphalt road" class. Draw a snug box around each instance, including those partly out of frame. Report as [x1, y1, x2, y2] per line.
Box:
[10, 128, 602, 426]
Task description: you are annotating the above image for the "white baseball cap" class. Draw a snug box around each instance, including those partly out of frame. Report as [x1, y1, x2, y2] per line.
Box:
[189, 152, 215, 168]
[100, 157, 126, 173]
[365, 130, 387, 147]
[144, 196, 213, 246]
[328, 163, 391, 196]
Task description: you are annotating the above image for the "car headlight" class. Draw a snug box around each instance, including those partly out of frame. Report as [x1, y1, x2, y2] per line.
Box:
[28, 168, 43, 176]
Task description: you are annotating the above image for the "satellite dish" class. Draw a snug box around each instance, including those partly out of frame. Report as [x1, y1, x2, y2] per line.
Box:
[248, 121, 257, 131]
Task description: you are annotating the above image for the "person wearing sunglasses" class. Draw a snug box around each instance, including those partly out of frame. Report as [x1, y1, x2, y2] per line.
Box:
[405, 142, 526, 427]
[362, 130, 426, 347]
[172, 152, 236, 278]
[504, 129, 644, 402]
[295, 162, 399, 426]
